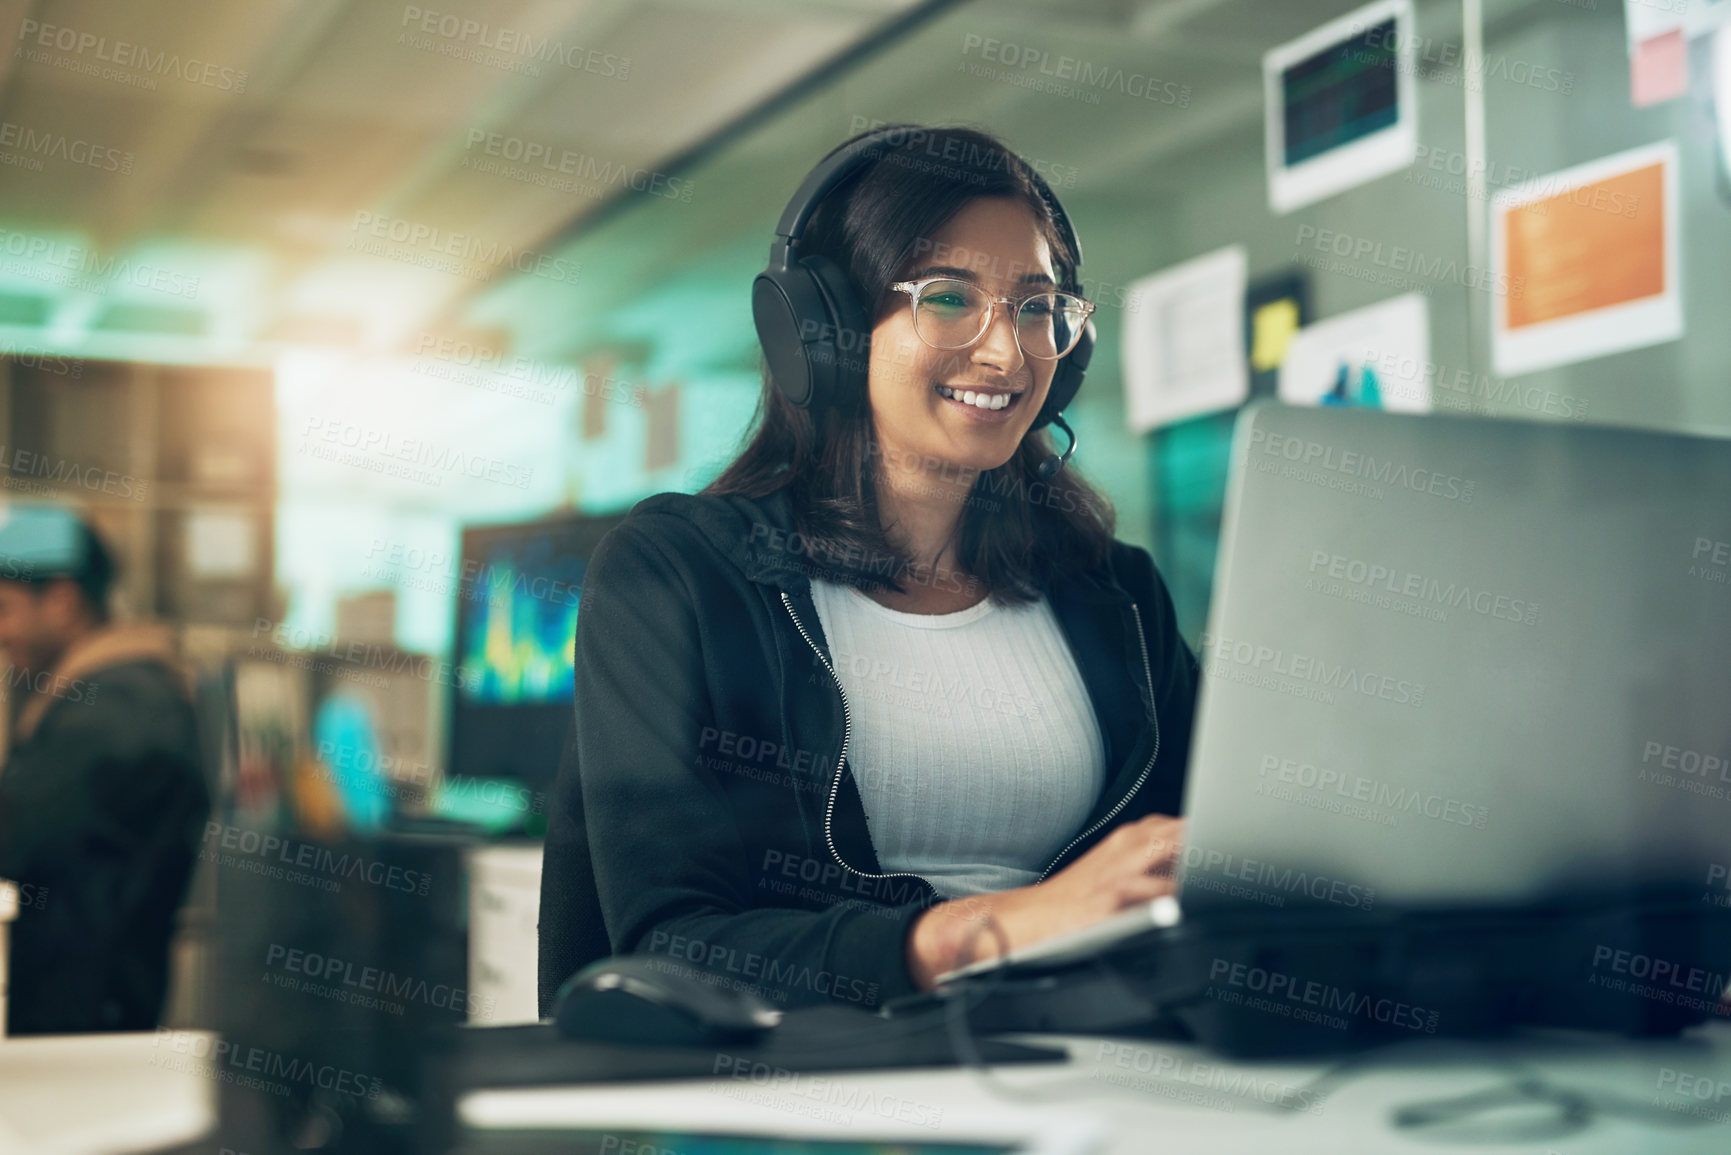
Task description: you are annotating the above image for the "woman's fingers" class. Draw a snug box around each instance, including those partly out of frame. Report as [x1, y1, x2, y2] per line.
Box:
[1045, 814, 1187, 924]
[1123, 814, 1184, 874]
[1112, 871, 1178, 907]
[1146, 832, 1183, 874]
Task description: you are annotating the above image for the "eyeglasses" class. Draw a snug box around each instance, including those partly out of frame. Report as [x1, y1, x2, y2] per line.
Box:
[888, 276, 1095, 361]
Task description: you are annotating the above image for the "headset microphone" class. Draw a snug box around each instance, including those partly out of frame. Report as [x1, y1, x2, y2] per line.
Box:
[752, 125, 1095, 460]
[1035, 414, 1078, 482]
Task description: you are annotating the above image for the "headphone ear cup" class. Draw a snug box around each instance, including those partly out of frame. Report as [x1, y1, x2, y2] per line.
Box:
[752, 266, 825, 409]
[800, 254, 872, 411]
[750, 255, 871, 413]
[1031, 316, 1094, 430]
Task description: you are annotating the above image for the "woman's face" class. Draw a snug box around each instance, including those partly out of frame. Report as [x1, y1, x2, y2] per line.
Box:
[866, 196, 1060, 480]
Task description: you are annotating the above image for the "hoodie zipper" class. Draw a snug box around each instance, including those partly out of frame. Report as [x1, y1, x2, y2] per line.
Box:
[781, 591, 933, 893]
[1035, 601, 1162, 883]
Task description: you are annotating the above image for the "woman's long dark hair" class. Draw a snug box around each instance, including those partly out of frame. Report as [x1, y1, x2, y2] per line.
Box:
[703, 124, 1116, 604]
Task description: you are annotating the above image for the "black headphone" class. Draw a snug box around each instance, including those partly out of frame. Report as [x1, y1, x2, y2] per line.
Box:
[750, 126, 1092, 480]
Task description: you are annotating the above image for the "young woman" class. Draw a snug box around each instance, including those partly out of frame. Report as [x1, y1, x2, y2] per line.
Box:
[539, 124, 1200, 1016]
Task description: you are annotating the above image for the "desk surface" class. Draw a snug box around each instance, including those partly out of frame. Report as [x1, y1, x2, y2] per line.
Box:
[0, 1031, 213, 1155]
[6, 1023, 1731, 1154]
[459, 1023, 1731, 1155]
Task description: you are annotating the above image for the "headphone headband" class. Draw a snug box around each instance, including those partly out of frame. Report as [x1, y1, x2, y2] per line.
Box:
[769, 125, 1084, 282]
[771, 130, 896, 244]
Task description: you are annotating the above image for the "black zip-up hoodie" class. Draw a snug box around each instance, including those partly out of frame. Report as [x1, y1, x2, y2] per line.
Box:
[538, 485, 1199, 1015]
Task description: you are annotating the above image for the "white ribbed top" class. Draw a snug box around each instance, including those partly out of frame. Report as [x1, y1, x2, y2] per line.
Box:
[809, 577, 1107, 898]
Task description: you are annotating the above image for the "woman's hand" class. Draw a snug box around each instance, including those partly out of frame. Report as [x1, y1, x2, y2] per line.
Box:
[905, 814, 1184, 990]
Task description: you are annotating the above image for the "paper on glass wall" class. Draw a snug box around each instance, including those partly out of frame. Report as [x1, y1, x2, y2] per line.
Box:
[1121, 245, 1247, 432]
[1490, 141, 1681, 377]
[1278, 292, 1431, 412]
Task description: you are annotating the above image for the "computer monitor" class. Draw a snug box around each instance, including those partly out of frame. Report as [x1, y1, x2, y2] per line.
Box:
[448, 511, 626, 790]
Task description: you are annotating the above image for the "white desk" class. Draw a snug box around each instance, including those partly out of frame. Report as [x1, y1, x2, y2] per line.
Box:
[7, 1024, 1731, 1153]
[0, 1032, 213, 1155]
[461, 1023, 1731, 1154]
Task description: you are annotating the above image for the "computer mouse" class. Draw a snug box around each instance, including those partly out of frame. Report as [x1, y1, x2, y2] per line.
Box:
[551, 955, 783, 1047]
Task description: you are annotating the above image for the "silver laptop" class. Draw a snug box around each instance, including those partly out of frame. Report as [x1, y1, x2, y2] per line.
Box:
[941, 402, 1731, 982]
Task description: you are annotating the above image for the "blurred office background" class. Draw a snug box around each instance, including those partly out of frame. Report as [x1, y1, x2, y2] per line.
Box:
[0, 0, 1725, 1026]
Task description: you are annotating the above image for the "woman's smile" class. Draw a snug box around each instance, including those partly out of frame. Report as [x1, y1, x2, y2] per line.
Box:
[934, 382, 1026, 421]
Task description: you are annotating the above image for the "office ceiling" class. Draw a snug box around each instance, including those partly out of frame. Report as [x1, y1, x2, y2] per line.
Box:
[0, 0, 1561, 358]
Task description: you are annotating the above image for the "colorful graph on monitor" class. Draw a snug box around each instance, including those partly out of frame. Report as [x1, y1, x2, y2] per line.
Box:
[457, 536, 586, 705]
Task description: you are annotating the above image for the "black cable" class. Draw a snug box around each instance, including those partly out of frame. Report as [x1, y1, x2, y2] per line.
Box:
[942, 909, 1104, 1104]
[921, 910, 1731, 1137]
[1389, 1041, 1726, 1141]
[938, 926, 1363, 1116]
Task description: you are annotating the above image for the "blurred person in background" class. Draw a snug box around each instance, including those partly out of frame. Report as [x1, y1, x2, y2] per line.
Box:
[542, 125, 1199, 1012]
[0, 505, 208, 1035]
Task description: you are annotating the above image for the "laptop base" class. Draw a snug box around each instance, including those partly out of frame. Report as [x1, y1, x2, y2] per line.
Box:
[889, 894, 1731, 1057]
